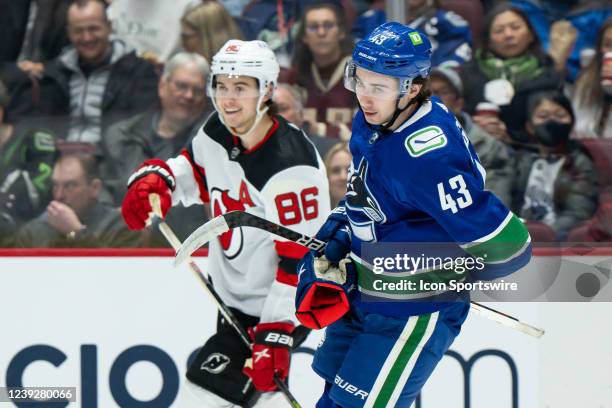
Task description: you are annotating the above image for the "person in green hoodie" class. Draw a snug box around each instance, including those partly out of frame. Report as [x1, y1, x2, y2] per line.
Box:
[0, 80, 56, 246]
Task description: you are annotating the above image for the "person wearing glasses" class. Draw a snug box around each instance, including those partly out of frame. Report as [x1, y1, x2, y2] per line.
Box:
[7, 0, 158, 145]
[102, 52, 211, 243]
[282, 1, 356, 139]
[16, 151, 141, 248]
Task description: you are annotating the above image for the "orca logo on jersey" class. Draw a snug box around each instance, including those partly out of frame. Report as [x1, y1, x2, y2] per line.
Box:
[346, 158, 386, 224]
[211, 180, 255, 259]
[201, 353, 231, 374]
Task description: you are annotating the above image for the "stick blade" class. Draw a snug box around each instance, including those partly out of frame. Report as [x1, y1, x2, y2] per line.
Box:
[470, 303, 545, 338]
[174, 215, 230, 266]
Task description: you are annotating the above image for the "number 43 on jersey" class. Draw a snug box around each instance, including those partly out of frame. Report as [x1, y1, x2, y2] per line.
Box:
[438, 174, 473, 214]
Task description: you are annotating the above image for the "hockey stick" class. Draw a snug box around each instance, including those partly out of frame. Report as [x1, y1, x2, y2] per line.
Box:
[147, 196, 303, 408]
[175, 210, 545, 339]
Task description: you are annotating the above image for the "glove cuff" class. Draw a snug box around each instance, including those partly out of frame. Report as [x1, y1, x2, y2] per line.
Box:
[296, 282, 349, 329]
[127, 159, 176, 191]
[253, 322, 295, 349]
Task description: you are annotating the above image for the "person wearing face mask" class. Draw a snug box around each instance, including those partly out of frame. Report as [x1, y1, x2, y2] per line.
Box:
[511, 90, 598, 240]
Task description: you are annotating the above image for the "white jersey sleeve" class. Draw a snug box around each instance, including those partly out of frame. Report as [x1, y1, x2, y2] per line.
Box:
[166, 130, 210, 207]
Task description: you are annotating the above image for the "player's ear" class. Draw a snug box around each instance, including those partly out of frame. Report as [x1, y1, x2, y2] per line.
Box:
[262, 84, 274, 103]
[408, 83, 422, 99]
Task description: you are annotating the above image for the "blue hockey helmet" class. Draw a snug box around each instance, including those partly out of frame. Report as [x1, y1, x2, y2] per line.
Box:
[345, 22, 432, 96]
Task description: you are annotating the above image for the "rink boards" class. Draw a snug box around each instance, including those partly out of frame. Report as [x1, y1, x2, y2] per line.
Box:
[1, 251, 611, 408]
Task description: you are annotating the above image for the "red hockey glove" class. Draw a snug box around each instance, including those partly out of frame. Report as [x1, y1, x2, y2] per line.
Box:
[295, 253, 354, 329]
[243, 322, 294, 392]
[121, 159, 175, 230]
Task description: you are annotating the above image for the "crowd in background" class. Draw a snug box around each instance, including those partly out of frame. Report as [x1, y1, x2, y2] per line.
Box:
[0, 0, 611, 248]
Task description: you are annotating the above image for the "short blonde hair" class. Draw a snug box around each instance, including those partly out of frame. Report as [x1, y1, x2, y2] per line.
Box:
[181, 2, 244, 63]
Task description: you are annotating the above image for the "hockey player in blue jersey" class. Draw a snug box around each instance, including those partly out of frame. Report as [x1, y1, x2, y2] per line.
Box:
[295, 23, 532, 407]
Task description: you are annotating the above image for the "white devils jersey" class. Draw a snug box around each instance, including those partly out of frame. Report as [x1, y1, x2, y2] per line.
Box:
[167, 113, 330, 323]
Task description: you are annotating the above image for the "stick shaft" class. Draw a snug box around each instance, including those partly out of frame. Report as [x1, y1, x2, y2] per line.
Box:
[149, 197, 302, 408]
[182, 211, 545, 338]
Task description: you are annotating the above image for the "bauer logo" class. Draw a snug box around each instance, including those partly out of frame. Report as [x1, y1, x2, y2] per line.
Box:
[409, 32, 423, 45]
[201, 353, 231, 374]
[405, 126, 447, 157]
[334, 375, 369, 400]
[358, 51, 377, 62]
[225, 44, 241, 53]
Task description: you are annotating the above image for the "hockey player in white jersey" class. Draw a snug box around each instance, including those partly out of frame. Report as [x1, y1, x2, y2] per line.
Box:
[122, 40, 330, 406]
[295, 23, 532, 407]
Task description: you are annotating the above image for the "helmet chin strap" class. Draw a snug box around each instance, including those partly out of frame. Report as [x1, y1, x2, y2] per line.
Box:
[380, 96, 416, 132]
[214, 92, 269, 139]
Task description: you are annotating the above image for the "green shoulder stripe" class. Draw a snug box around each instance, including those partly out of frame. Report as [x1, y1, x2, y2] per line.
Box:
[461, 212, 530, 263]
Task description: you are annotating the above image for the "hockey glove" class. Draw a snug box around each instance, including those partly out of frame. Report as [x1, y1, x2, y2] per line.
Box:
[243, 322, 294, 392]
[316, 203, 351, 263]
[295, 252, 355, 330]
[121, 159, 175, 230]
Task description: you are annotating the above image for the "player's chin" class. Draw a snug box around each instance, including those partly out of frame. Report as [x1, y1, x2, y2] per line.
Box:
[363, 111, 384, 124]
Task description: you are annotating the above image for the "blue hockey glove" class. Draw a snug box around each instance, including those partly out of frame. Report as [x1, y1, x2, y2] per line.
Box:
[316, 203, 351, 263]
[295, 252, 355, 329]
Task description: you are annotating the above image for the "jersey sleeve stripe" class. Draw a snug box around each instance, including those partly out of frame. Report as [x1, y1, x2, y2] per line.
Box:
[461, 213, 531, 263]
[274, 240, 308, 287]
[180, 147, 210, 203]
[276, 266, 299, 286]
[274, 240, 309, 259]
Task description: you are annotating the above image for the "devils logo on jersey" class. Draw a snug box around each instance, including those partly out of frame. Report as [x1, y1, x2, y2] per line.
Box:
[346, 158, 386, 223]
[211, 180, 254, 259]
[200, 353, 231, 374]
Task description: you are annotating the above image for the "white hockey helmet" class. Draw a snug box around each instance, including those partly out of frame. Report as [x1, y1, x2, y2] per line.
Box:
[208, 40, 280, 136]
[208, 39, 280, 98]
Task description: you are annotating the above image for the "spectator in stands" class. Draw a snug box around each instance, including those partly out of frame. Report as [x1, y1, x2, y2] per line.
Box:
[0, 81, 57, 247]
[572, 18, 612, 139]
[510, 90, 598, 240]
[429, 67, 513, 205]
[238, 0, 355, 67]
[103, 52, 210, 242]
[7, 0, 159, 145]
[282, 1, 355, 139]
[16, 151, 142, 247]
[0, 0, 71, 73]
[106, 0, 198, 66]
[324, 142, 351, 208]
[510, 0, 611, 82]
[273, 83, 337, 157]
[460, 4, 562, 144]
[353, 0, 473, 67]
[180, 1, 244, 64]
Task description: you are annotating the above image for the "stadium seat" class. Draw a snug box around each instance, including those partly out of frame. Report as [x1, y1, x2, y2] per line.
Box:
[578, 139, 612, 190]
[525, 221, 557, 242]
[439, 0, 484, 48]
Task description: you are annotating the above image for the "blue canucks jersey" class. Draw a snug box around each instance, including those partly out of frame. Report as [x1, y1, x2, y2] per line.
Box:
[345, 97, 532, 317]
